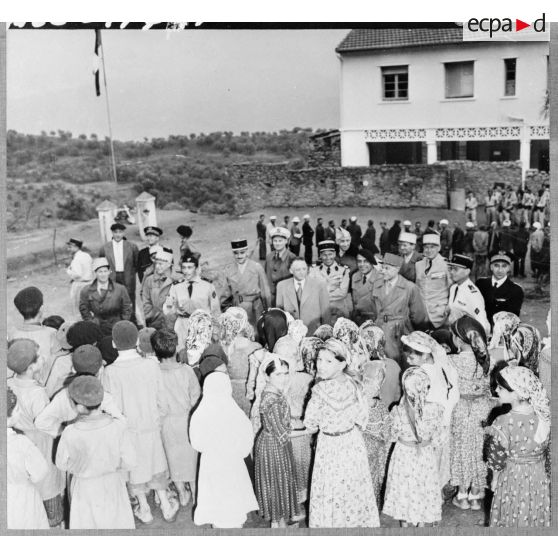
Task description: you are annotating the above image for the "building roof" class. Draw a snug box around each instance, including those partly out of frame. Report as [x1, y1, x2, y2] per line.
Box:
[336, 27, 465, 53]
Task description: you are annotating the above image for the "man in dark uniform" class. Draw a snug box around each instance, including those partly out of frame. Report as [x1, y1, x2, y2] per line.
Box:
[256, 214, 267, 261]
[324, 220, 336, 241]
[361, 220, 378, 254]
[346, 216, 362, 253]
[137, 226, 164, 283]
[302, 214, 314, 266]
[512, 222, 529, 278]
[476, 252, 524, 326]
[379, 221, 390, 255]
[315, 217, 325, 247]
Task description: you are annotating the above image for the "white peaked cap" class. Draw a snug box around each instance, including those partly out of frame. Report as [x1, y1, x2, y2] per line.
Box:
[398, 232, 417, 244]
[422, 234, 441, 246]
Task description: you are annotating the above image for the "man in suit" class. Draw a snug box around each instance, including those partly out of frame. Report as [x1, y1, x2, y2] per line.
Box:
[476, 252, 524, 326]
[276, 258, 330, 335]
[346, 216, 362, 253]
[302, 214, 314, 266]
[221, 238, 271, 328]
[398, 232, 423, 283]
[361, 220, 378, 254]
[99, 223, 139, 319]
[315, 217, 325, 247]
[350, 249, 379, 325]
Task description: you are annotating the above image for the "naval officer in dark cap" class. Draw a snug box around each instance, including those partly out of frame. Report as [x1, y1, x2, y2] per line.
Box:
[476, 251, 524, 326]
[138, 226, 166, 283]
[446, 254, 490, 334]
[221, 239, 271, 328]
[98, 223, 139, 319]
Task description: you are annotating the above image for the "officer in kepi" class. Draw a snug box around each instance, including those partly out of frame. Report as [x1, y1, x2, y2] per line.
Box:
[313, 239, 352, 324]
[476, 251, 524, 326]
[221, 239, 271, 328]
[137, 226, 165, 283]
[446, 254, 491, 335]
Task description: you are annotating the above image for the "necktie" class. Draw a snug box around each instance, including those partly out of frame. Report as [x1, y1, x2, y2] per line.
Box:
[188, 281, 193, 298]
[362, 275, 367, 285]
[326, 267, 331, 276]
[452, 284, 459, 302]
[425, 260, 432, 274]
[296, 283, 302, 305]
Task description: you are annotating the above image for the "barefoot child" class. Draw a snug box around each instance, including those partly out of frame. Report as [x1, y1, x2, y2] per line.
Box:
[383, 366, 444, 527]
[151, 329, 201, 507]
[488, 364, 551, 527]
[7, 387, 49, 530]
[55, 376, 136, 529]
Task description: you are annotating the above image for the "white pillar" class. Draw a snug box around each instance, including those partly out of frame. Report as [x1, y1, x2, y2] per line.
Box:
[135, 192, 157, 241]
[96, 200, 117, 244]
[426, 129, 437, 164]
[519, 136, 531, 185]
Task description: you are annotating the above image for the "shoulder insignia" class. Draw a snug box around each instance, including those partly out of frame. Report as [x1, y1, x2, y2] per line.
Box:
[172, 278, 185, 286]
[212, 290, 217, 299]
[468, 284, 477, 293]
[474, 308, 480, 315]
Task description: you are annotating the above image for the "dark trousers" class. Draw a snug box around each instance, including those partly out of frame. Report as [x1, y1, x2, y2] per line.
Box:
[258, 238, 266, 260]
[290, 243, 301, 256]
[115, 271, 137, 323]
[514, 254, 526, 277]
[304, 244, 313, 266]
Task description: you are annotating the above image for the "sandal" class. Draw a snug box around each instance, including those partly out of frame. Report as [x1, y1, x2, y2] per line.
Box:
[468, 492, 482, 511]
[133, 504, 154, 525]
[452, 494, 470, 510]
[161, 498, 180, 523]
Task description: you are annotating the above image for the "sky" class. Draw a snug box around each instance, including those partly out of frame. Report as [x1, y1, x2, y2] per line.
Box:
[7, 28, 350, 141]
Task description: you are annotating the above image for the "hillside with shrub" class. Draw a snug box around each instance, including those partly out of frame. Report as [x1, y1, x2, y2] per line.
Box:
[6, 128, 318, 230]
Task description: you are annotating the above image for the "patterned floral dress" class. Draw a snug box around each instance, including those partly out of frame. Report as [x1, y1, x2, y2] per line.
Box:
[487, 410, 551, 527]
[304, 375, 379, 528]
[254, 387, 300, 523]
[285, 372, 314, 504]
[383, 402, 445, 524]
[449, 351, 491, 489]
[362, 396, 392, 509]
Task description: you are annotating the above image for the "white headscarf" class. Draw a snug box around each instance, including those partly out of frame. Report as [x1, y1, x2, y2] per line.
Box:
[189, 373, 254, 457]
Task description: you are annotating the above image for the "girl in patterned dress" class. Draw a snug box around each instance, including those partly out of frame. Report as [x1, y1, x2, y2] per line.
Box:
[487, 365, 551, 527]
[361, 362, 392, 509]
[383, 367, 445, 527]
[303, 339, 379, 528]
[333, 318, 369, 378]
[448, 316, 492, 511]
[254, 355, 301, 527]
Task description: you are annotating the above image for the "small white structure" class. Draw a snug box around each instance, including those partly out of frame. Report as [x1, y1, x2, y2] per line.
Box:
[96, 200, 118, 244]
[135, 192, 157, 241]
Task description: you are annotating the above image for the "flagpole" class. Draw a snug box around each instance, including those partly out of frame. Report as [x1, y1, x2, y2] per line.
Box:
[99, 31, 118, 185]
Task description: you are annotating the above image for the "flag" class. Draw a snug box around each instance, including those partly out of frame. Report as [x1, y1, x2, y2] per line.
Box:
[93, 29, 102, 96]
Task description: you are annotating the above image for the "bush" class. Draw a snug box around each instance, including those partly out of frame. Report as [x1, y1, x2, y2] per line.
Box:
[56, 191, 97, 221]
[163, 201, 185, 210]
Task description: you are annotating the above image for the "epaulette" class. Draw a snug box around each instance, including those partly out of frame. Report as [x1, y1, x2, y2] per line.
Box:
[468, 284, 478, 293]
[172, 278, 185, 286]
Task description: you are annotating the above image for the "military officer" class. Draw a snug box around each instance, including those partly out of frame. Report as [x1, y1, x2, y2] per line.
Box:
[350, 249, 380, 325]
[370, 252, 428, 364]
[265, 226, 297, 305]
[313, 239, 352, 324]
[476, 252, 524, 325]
[163, 254, 221, 351]
[446, 254, 490, 334]
[336, 228, 358, 273]
[415, 233, 451, 329]
[141, 250, 179, 330]
[137, 226, 165, 283]
[398, 231, 423, 283]
[221, 239, 271, 328]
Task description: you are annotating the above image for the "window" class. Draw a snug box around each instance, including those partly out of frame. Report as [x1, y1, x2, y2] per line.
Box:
[504, 58, 516, 96]
[444, 61, 474, 98]
[382, 65, 408, 100]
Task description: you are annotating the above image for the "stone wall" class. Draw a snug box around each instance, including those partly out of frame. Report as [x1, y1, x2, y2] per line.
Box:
[228, 161, 548, 211]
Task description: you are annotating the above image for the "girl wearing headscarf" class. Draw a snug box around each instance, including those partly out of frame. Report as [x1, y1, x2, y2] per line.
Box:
[359, 321, 401, 409]
[219, 307, 262, 416]
[313, 323, 333, 341]
[448, 316, 492, 511]
[487, 365, 550, 527]
[333, 318, 369, 378]
[538, 310, 551, 396]
[254, 355, 301, 527]
[180, 309, 213, 377]
[361, 362, 393, 509]
[246, 308, 290, 434]
[401, 330, 459, 491]
[281, 336, 322, 506]
[383, 367, 445, 527]
[489, 311, 541, 375]
[303, 338, 379, 528]
[189, 373, 258, 528]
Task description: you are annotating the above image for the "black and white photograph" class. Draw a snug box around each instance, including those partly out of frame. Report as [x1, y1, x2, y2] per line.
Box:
[3, 22, 553, 533]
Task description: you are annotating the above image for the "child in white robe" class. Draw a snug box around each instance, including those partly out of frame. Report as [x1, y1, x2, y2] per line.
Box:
[55, 375, 136, 529]
[7, 387, 50, 530]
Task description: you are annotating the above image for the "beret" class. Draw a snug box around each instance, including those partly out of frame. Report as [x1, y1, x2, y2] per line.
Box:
[72, 344, 103, 375]
[176, 225, 193, 237]
[68, 375, 104, 407]
[7, 339, 39, 374]
[357, 249, 377, 266]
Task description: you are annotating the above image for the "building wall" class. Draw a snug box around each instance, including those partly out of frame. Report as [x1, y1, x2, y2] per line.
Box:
[339, 42, 549, 166]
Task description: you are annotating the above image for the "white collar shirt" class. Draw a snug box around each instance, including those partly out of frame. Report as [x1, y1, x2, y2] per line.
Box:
[112, 239, 125, 272]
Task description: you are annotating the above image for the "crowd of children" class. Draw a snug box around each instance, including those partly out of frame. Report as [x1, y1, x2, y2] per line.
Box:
[7, 279, 551, 530]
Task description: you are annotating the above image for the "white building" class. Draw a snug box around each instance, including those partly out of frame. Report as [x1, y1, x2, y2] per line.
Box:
[336, 27, 549, 176]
